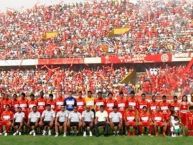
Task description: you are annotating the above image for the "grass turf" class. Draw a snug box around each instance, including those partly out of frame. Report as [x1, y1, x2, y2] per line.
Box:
[0, 136, 193, 145]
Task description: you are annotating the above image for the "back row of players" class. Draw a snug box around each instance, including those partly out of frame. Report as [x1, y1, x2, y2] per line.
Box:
[0, 91, 192, 137]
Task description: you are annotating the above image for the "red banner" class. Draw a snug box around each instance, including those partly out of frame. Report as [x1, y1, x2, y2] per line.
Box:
[38, 58, 84, 65]
[144, 53, 172, 63]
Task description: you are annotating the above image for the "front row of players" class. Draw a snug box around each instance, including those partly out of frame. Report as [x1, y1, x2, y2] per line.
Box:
[0, 104, 182, 137]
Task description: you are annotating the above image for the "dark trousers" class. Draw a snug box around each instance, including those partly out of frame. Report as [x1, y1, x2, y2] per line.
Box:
[95, 121, 109, 137]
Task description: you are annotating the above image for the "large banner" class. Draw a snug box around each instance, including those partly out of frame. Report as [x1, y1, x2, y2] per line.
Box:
[38, 58, 84, 65]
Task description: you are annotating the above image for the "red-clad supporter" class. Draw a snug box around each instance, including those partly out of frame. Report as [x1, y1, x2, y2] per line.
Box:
[137, 93, 149, 112]
[116, 91, 127, 118]
[138, 106, 152, 135]
[149, 95, 159, 113]
[127, 91, 138, 111]
[46, 94, 56, 110]
[37, 91, 46, 114]
[151, 107, 166, 136]
[125, 106, 137, 135]
[94, 92, 106, 111]
[106, 92, 117, 113]
[76, 91, 85, 113]
[159, 95, 171, 121]
[0, 105, 13, 136]
[11, 94, 19, 112]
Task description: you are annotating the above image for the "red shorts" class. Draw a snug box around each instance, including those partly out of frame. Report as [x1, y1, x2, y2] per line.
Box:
[154, 122, 164, 127]
[140, 122, 150, 127]
[180, 112, 188, 126]
[0, 121, 12, 126]
[126, 121, 136, 126]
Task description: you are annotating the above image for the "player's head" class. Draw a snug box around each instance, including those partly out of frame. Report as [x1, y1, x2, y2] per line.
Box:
[46, 104, 51, 111]
[152, 95, 156, 101]
[17, 107, 22, 112]
[5, 104, 10, 111]
[119, 91, 124, 97]
[156, 106, 161, 112]
[130, 91, 135, 97]
[113, 106, 118, 112]
[100, 105, 105, 112]
[86, 106, 91, 111]
[142, 106, 148, 112]
[13, 93, 18, 99]
[21, 92, 25, 99]
[88, 91, 92, 97]
[128, 105, 134, 111]
[49, 94, 54, 100]
[182, 95, 187, 102]
[69, 91, 73, 97]
[32, 106, 37, 112]
[97, 91, 102, 98]
[61, 105, 65, 111]
[30, 93, 35, 100]
[78, 91, 82, 97]
[162, 95, 167, 102]
[141, 93, 146, 100]
[108, 92, 113, 98]
[40, 91, 44, 97]
[73, 106, 77, 112]
[173, 96, 178, 102]
[3, 93, 9, 99]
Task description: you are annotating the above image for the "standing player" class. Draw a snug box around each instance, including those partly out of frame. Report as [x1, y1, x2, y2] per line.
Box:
[76, 91, 85, 113]
[106, 92, 117, 114]
[137, 93, 149, 112]
[149, 95, 159, 113]
[95, 92, 106, 111]
[13, 107, 25, 136]
[82, 106, 94, 137]
[55, 92, 64, 112]
[18, 93, 28, 119]
[68, 106, 82, 135]
[109, 106, 122, 135]
[170, 96, 180, 114]
[125, 106, 137, 136]
[37, 91, 46, 114]
[1, 94, 12, 111]
[0, 105, 13, 136]
[40, 104, 55, 136]
[85, 91, 95, 114]
[46, 94, 56, 110]
[28, 94, 37, 112]
[127, 91, 138, 111]
[55, 106, 69, 137]
[11, 94, 19, 113]
[28, 106, 41, 136]
[116, 91, 127, 118]
[64, 91, 77, 112]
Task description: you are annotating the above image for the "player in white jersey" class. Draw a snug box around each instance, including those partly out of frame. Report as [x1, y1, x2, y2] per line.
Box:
[68, 106, 82, 135]
[55, 106, 69, 137]
[13, 107, 25, 136]
[109, 106, 122, 135]
[27, 106, 41, 136]
[40, 104, 55, 136]
[82, 106, 94, 137]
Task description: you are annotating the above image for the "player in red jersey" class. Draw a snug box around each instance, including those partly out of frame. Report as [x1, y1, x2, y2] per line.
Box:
[170, 96, 180, 115]
[137, 93, 149, 112]
[1, 93, 12, 111]
[28, 93, 37, 111]
[11, 94, 19, 113]
[127, 91, 138, 111]
[46, 94, 56, 110]
[159, 95, 170, 122]
[37, 91, 46, 114]
[55, 93, 64, 112]
[138, 106, 152, 135]
[0, 105, 13, 136]
[149, 95, 159, 113]
[94, 92, 106, 111]
[116, 91, 127, 118]
[151, 107, 166, 136]
[18, 93, 28, 117]
[125, 106, 137, 135]
[179, 95, 192, 126]
[105, 92, 117, 114]
[76, 91, 85, 113]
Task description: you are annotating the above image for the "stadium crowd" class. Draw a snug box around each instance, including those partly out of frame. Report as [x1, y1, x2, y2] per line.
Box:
[0, 0, 192, 59]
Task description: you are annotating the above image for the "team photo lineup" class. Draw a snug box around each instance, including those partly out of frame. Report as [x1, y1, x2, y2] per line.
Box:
[0, 0, 192, 143]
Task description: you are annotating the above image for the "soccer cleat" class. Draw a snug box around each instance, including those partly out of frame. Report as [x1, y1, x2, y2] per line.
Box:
[19, 132, 21, 136]
[89, 131, 92, 137]
[83, 131, 86, 137]
[63, 133, 66, 137]
[42, 130, 46, 136]
[4, 132, 8, 136]
[33, 132, 36, 136]
[13, 132, 18, 136]
[48, 130, 52, 136]
[29, 131, 33, 135]
[0, 133, 2, 136]
[55, 134, 58, 137]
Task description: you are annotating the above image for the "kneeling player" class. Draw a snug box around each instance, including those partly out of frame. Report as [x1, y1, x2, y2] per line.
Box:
[139, 106, 152, 136]
[0, 105, 13, 136]
[68, 106, 82, 135]
[55, 106, 69, 137]
[40, 104, 55, 136]
[125, 106, 137, 136]
[13, 107, 25, 136]
[82, 106, 94, 137]
[28, 106, 41, 136]
[109, 106, 122, 135]
[151, 107, 166, 136]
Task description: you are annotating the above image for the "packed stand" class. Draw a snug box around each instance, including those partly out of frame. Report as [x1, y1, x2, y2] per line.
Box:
[0, 0, 192, 59]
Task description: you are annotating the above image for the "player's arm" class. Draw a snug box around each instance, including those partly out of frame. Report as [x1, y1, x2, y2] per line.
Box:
[40, 111, 45, 124]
